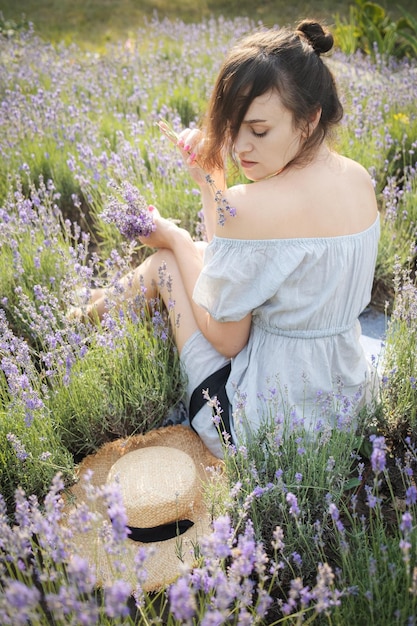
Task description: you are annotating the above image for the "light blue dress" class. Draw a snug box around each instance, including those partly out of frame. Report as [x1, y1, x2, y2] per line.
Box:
[181, 214, 380, 457]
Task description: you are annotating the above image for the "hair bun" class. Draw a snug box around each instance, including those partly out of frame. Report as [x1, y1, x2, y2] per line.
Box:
[296, 20, 334, 55]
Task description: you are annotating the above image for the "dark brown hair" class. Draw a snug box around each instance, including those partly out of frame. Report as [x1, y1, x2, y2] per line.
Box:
[200, 20, 343, 172]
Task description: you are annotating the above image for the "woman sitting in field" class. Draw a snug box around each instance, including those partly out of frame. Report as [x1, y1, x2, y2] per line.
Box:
[80, 20, 379, 457]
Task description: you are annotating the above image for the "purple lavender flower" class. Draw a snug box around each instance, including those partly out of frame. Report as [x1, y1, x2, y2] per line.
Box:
[365, 485, 381, 509]
[210, 182, 236, 226]
[201, 610, 226, 626]
[406, 485, 417, 506]
[237, 608, 253, 625]
[66, 554, 96, 594]
[400, 511, 413, 535]
[252, 485, 265, 498]
[169, 576, 197, 622]
[101, 181, 156, 240]
[45, 585, 99, 625]
[202, 515, 233, 560]
[281, 578, 310, 615]
[286, 492, 300, 518]
[133, 546, 149, 589]
[103, 580, 131, 619]
[312, 563, 342, 614]
[272, 526, 285, 552]
[329, 502, 345, 534]
[370, 435, 387, 475]
[6, 433, 29, 461]
[256, 589, 273, 618]
[326, 456, 336, 472]
[1, 580, 41, 625]
[229, 519, 257, 578]
[102, 480, 130, 545]
[275, 468, 283, 480]
[400, 539, 412, 565]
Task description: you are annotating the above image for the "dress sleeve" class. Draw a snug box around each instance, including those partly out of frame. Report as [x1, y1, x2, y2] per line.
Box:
[192, 237, 306, 322]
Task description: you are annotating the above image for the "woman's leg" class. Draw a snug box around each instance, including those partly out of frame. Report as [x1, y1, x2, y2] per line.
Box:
[83, 244, 206, 354]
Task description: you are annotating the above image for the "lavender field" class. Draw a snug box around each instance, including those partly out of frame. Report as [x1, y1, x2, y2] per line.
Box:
[1, 14, 417, 625]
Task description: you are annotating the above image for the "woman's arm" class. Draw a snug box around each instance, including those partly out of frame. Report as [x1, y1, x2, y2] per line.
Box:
[154, 124, 250, 356]
[139, 211, 251, 358]
[197, 171, 227, 242]
[176, 128, 227, 242]
[171, 227, 251, 358]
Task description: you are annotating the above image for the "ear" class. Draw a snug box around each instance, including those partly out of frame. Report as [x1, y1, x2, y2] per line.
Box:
[309, 107, 322, 132]
[301, 107, 322, 140]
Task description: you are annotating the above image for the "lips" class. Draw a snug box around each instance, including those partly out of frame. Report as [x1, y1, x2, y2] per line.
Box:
[240, 159, 257, 168]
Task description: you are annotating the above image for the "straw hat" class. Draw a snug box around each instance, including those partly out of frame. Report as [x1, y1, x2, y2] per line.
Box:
[63, 425, 224, 592]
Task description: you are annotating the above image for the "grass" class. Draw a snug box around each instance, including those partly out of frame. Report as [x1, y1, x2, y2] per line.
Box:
[2, 0, 417, 48]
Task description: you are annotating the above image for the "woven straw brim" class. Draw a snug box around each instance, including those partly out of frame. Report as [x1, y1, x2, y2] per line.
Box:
[62, 425, 224, 592]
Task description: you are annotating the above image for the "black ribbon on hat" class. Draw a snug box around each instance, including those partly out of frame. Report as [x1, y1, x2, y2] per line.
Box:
[127, 519, 194, 543]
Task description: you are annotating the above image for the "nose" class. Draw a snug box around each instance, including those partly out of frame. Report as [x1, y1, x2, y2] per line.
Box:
[234, 128, 252, 156]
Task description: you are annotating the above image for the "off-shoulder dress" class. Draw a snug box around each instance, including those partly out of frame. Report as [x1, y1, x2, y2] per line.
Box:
[180, 214, 380, 457]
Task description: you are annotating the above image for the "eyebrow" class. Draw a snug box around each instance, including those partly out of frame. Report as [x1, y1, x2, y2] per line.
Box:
[242, 119, 267, 124]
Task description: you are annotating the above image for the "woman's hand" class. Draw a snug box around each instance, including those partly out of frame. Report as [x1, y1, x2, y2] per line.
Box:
[138, 205, 189, 250]
[176, 128, 209, 187]
[158, 121, 225, 191]
[158, 120, 228, 240]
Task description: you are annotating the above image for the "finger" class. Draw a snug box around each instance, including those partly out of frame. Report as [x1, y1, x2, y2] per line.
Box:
[177, 128, 202, 153]
[147, 205, 160, 220]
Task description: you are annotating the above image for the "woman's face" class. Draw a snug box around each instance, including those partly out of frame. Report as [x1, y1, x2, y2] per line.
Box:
[233, 89, 303, 181]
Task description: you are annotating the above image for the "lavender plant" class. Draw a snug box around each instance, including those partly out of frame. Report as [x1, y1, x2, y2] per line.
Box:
[0, 309, 75, 510]
[100, 180, 156, 240]
[380, 258, 417, 430]
[158, 118, 236, 226]
[0, 169, 182, 501]
[0, 474, 146, 625]
[321, 434, 417, 625]
[217, 384, 371, 590]
[50, 296, 183, 456]
[0, 175, 78, 336]
[373, 165, 417, 309]
[0, 471, 347, 625]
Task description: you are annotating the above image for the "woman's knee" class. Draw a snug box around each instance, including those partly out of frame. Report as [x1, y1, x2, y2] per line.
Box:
[131, 249, 174, 291]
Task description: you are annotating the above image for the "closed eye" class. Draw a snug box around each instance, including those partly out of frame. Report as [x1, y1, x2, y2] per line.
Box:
[252, 129, 267, 138]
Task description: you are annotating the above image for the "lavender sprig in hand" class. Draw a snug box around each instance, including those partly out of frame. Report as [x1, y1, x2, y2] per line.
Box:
[157, 119, 236, 226]
[101, 181, 156, 240]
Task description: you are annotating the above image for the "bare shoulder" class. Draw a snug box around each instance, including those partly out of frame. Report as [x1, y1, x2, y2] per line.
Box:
[216, 153, 378, 239]
[338, 154, 374, 185]
[224, 182, 251, 204]
[336, 155, 378, 212]
[215, 183, 255, 237]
